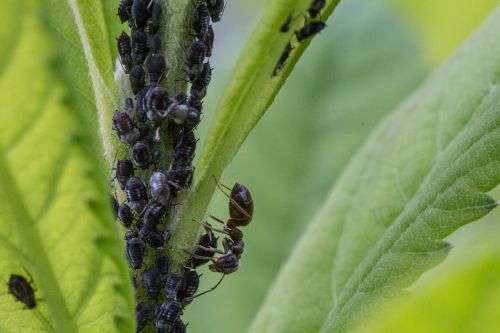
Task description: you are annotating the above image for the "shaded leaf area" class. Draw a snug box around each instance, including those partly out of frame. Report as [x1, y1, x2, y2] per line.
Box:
[249, 5, 500, 333]
[169, 0, 344, 265]
[0, 2, 133, 332]
[184, 1, 427, 332]
[353, 206, 500, 333]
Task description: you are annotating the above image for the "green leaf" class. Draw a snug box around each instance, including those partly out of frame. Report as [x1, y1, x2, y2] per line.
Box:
[352, 216, 500, 333]
[249, 5, 500, 333]
[0, 1, 133, 332]
[170, 0, 342, 266]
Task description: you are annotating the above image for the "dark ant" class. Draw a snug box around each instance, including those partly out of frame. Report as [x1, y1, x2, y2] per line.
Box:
[117, 0, 133, 23]
[308, 0, 326, 18]
[295, 20, 326, 42]
[129, 65, 146, 95]
[117, 31, 132, 73]
[273, 42, 293, 76]
[8, 273, 37, 309]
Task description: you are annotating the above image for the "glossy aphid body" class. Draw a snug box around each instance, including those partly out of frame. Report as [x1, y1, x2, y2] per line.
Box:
[150, 34, 162, 53]
[147, 1, 162, 34]
[131, 28, 150, 64]
[190, 62, 212, 100]
[117, 31, 133, 73]
[273, 42, 293, 76]
[112, 110, 141, 144]
[187, 40, 206, 77]
[129, 65, 146, 94]
[194, 4, 210, 39]
[308, 0, 326, 18]
[189, 230, 218, 268]
[136, 302, 152, 332]
[296, 20, 326, 42]
[203, 25, 214, 57]
[8, 274, 36, 309]
[206, 0, 225, 22]
[116, 158, 135, 189]
[131, 0, 151, 28]
[125, 176, 148, 213]
[145, 53, 167, 84]
[131, 141, 151, 169]
[155, 300, 183, 333]
[144, 265, 162, 300]
[117, 203, 134, 228]
[165, 272, 183, 300]
[149, 171, 172, 207]
[143, 202, 166, 226]
[126, 237, 145, 269]
[177, 270, 199, 306]
[118, 0, 133, 23]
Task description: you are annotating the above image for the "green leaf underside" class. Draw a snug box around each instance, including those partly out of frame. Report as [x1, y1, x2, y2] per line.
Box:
[0, 1, 133, 332]
[353, 226, 500, 333]
[248, 5, 500, 333]
[171, 0, 342, 266]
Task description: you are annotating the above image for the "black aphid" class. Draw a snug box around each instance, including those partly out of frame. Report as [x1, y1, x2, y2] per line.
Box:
[194, 4, 210, 39]
[143, 226, 167, 248]
[129, 65, 146, 95]
[206, 0, 225, 22]
[165, 272, 183, 300]
[156, 253, 170, 275]
[165, 101, 189, 124]
[145, 85, 170, 120]
[116, 158, 135, 189]
[131, 0, 151, 28]
[147, 0, 162, 34]
[172, 131, 197, 165]
[124, 229, 137, 241]
[190, 62, 212, 100]
[136, 302, 152, 332]
[143, 202, 166, 226]
[125, 176, 148, 213]
[8, 274, 36, 309]
[204, 25, 214, 57]
[273, 42, 292, 76]
[295, 20, 326, 42]
[131, 28, 149, 64]
[171, 319, 187, 333]
[166, 165, 194, 191]
[112, 110, 141, 144]
[209, 253, 240, 274]
[131, 141, 151, 169]
[156, 300, 183, 333]
[280, 14, 293, 33]
[150, 33, 162, 53]
[118, 203, 134, 228]
[117, 31, 133, 73]
[118, 0, 133, 23]
[177, 270, 199, 306]
[187, 40, 207, 77]
[308, 0, 326, 18]
[145, 53, 167, 84]
[190, 231, 218, 268]
[149, 171, 172, 207]
[126, 237, 145, 269]
[143, 265, 162, 300]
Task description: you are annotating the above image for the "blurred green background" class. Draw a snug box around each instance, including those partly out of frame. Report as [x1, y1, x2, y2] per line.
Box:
[185, 0, 500, 332]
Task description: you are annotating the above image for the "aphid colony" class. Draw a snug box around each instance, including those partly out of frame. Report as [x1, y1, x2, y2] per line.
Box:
[273, 0, 327, 76]
[113, 1, 254, 332]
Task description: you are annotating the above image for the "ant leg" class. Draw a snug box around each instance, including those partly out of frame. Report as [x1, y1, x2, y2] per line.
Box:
[193, 245, 225, 255]
[182, 249, 216, 261]
[188, 274, 225, 300]
[208, 214, 225, 225]
[194, 219, 227, 235]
